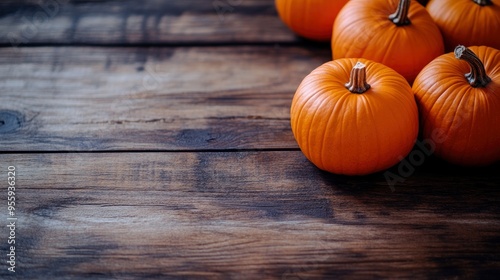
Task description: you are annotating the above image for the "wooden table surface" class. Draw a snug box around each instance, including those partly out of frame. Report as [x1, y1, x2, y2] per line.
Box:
[1, 0, 499, 279]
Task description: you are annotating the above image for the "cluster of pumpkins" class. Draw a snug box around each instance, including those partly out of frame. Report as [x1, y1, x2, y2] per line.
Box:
[276, 0, 500, 175]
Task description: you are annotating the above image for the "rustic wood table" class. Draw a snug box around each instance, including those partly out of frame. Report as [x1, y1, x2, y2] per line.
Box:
[1, 0, 499, 279]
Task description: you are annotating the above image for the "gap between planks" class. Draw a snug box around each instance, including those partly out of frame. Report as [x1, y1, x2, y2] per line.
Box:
[0, 41, 328, 48]
[0, 148, 301, 154]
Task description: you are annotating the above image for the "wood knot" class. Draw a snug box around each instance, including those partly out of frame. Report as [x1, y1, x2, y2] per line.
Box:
[0, 110, 23, 134]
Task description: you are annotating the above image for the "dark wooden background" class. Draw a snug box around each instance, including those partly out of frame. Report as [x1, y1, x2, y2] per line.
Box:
[0, 0, 499, 278]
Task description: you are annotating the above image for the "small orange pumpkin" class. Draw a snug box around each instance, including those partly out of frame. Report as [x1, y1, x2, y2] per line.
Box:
[331, 0, 444, 84]
[413, 46, 500, 166]
[290, 59, 419, 175]
[427, 0, 500, 52]
[275, 0, 349, 41]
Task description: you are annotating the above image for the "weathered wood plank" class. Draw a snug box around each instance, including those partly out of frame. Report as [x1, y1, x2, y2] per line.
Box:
[0, 45, 331, 151]
[0, 0, 298, 46]
[0, 152, 498, 278]
[0, 46, 329, 151]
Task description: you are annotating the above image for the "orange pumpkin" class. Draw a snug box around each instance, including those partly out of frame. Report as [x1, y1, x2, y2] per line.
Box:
[413, 46, 500, 166]
[275, 0, 349, 41]
[427, 0, 500, 52]
[331, 0, 444, 84]
[290, 59, 419, 175]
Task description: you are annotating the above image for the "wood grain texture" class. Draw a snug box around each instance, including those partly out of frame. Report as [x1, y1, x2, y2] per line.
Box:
[0, 152, 499, 279]
[0, 45, 331, 151]
[0, 0, 298, 46]
[1, 1, 499, 279]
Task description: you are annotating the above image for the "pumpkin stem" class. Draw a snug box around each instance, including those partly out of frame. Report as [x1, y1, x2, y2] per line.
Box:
[389, 0, 411, 26]
[346, 62, 371, 94]
[454, 45, 491, 88]
[472, 0, 492, 6]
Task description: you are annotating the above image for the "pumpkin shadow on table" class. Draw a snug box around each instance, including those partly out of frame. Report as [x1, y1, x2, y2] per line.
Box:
[307, 153, 500, 279]
[316, 151, 500, 215]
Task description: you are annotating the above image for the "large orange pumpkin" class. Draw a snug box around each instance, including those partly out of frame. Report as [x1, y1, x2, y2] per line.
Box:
[331, 0, 444, 84]
[290, 59, 419, 175]
[275, 0, 349, 41]
[427, 0, 500, 52]
[413, 46, 500, 166]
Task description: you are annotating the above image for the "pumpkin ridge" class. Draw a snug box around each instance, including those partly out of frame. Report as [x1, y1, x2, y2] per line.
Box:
[484, 95, 498, 160]
[435, 84, 471, 155]
[377, 27, 401, 71]
[292, 80, 325, 153]
[480, 46, 500, 78]
[339, 94, 357, 173]
[483, 89, 500, 160]
[298, 86, 326, 157]
[363, 65, 417, 171]
[416, 57, 466, 113]
[416, 83, 441, 137]
[317, 90, 347, 173]
[382, 96, 413, 169]
[318, 93, 340, 171]
[299, 69, 347, 169]
[458, 91, 478, 163]
[353, 94, 362, 173]
[362, 95, 382, 171]
[318, 85, 352, 170]
[333, 5, 388, 59]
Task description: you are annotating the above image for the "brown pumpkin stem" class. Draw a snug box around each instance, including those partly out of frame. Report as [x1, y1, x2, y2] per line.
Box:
[389, 0, 411, 26]
[346, 62, 371, 94]
[472, 0, 492, 6]
[454, 45, 491, 88]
